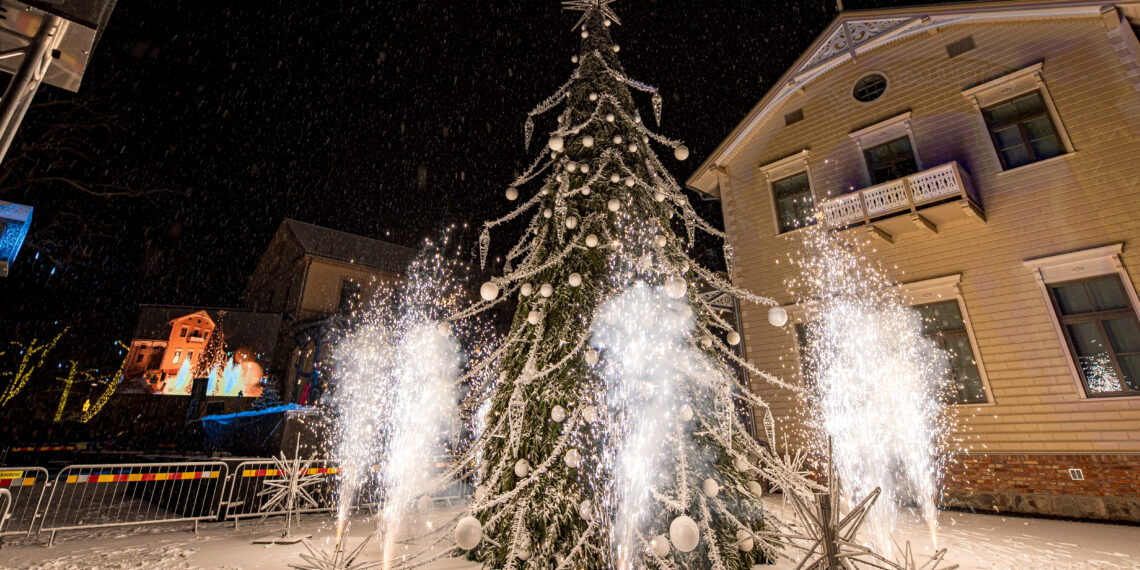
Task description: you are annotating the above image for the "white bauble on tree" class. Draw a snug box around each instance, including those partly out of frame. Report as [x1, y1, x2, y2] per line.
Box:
[607, 199, 621, 212]
[589, 92, 598, 101]
[455, 516, 483, 550]
[733, 455, 751, 473]
[655, 235, 667, 248]
[580, 163, 589, 173]
[543, 208, 553, 219]
[768, 306, 789, 327]
[747, 480, 764, 498]
[726, 331, 741, 346]
[517, 534, 533, 561]
[654, 191, 665, 202]
[527, 310, 541, 325]
[580, 29, 588, 38]
[582, 135, 594, 148]
[674, 145, 690, 161]
[702, 478, 720, 498]
[582, 405, 598, 423]
[540, 283, 554, 298]
[700, 336, 713, 348]
[566, 161, 578, 172]
[563, 448, 581, 468]
[514, 459, 530, 478]
[664, 277, 687, 299]
[565, 216, 578, 229]
[609, 172, 620, 183]
[649, 534, 670, 557]
[679, 404, 694, 422]
[520, 283, 533, 297]
[585, 234, 599, 248]
[480, 282, 500, 301]
[669, 516, 700, 553]
[568, 273, 582, 287]
[584, 349, 600, 366]
[612, 134, 622, 144]
[548, 135, 564, 152]
[571, 55, 578, 63]
[624, 177, 636, 187]
[505, 187, 519, 201]
[628, 144, 638, 154]
[578, 500, 593, 521]
[737, 529, 755, 552]
[551, 405, 566, 423]
[612, 44, 620, 53]
[605, 113, 615, 123]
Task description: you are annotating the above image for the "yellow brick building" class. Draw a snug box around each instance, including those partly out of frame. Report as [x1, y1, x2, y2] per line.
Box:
[687, 1, 1140, 521]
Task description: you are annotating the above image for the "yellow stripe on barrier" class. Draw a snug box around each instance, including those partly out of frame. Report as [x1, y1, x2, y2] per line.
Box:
[67, 475, 77, 484]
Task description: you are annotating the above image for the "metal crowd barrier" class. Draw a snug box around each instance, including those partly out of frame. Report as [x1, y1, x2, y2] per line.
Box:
[38, 461, 229, 546]
[0, 489, 10, 537]
[0, 467, 49, 537]
[222, 459, 338, 526]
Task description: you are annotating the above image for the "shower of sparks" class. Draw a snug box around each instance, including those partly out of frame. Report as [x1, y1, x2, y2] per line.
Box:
[330, 227, 486, 564]
[786, 223, 956, 554]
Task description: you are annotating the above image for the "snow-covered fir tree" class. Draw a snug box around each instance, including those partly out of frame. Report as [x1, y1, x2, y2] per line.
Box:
[437, 2, 812, 568]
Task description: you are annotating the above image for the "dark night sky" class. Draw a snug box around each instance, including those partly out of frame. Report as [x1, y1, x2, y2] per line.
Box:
[0, 0, 940, 356]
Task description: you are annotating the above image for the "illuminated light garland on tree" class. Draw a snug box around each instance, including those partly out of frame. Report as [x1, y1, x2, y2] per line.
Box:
[53, 360, 79, 423]
[79, 342, 129, 424]
[0, 327, 67, 407]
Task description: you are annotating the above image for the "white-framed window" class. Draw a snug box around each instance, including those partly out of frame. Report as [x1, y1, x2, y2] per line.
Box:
[962, 62, 1074, 172]
[172, 350, 182, 364]
[759, 150, 816, 235]
[783, 274, 992, 405]
[849, 111, 922, 187]
[1025, 244, 1140, 398]
[900, 274, 993, 405]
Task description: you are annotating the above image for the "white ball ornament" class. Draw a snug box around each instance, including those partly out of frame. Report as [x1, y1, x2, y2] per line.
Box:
[612, 44, 620, 53]
[564, 448, 581, 468]
[580, 164, 589, 174]
[589, 92, 598, 101]
[480, 281, 500, 301]
[612, 135, 623, 144]
[747, 480, 764, 498]
[585, 234, 599, 248]
[669, 516, 700, 553]
[581, 187, 590, 196]
[565, 216, 578, 229]
[540, 283, 554, 298]
[664, 277, 687, 299]
[568, 273, 582, 287]
[578, 500, 593, 521]
[580, 30, 588, 39]
[674, 145, 690, 161]
[607, 199, 621, 212]
[624, 177, 636, 187]
[628, 144, 639, 154]
[571, 55, 579, 63]
[654, 191, 665, 202]
[605, 113, 615, 123]
[702, 478, 720, 498]
[650, 535, 671, 557]
[768, 306, 789, 327]
[700, 336, 713, 348]
[582, 135, 594, 148]
[514, 459, 531, 478]
[527, 310, 541, 325]
[455, 516, 483, 550]
[643, 135, 649, 143]
[733, 455, 751, 473]
[520, 283, 533, 297]
[583, 405, 598, 423]
[726, 331, 741, 346]
[551, 405, 566, 423]
[679, 404, 694, 422]
[635, 112, 642, 123]
[603, 18, 612, 27]
[505, 187, 519, 201]
[609, 173, 620, 183]
[566, 161, 578, 172]
[584, 349, 600, 366]
[543, 208, 553, 219]
[548, 135, 564, 152]
[737, 529, 755, 552]
[655, 235, 667, 248]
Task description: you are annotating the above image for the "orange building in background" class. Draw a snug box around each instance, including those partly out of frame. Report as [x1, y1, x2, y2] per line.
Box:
[160, 310, 215, 378]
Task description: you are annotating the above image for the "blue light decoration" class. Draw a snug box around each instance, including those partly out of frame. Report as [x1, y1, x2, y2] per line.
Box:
[0, 200, 33, 277]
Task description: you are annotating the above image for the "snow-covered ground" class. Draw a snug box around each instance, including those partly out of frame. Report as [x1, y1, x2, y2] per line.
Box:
[2, 501, 1138, 569]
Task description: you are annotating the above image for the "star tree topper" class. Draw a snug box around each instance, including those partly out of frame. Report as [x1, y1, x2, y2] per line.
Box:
[562, 0, 621, 29]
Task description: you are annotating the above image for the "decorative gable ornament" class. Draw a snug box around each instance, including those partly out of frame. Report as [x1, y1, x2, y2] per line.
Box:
[798, 18, 912, 76]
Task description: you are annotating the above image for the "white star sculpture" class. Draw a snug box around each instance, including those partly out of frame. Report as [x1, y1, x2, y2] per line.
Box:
[562, 0, 621, 30]
[259, 451, 325, 521]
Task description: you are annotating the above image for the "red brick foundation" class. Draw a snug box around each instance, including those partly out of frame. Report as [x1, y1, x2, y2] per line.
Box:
[940, 453, 1140, 522]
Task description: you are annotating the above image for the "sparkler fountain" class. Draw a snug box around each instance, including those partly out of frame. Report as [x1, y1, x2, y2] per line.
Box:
[787, 223, 955, 555]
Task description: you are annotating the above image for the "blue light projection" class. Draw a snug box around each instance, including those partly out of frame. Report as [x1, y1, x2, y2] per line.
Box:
[0, 200, 33, 277]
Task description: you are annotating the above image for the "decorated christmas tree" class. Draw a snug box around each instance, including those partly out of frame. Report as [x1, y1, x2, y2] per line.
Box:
[445, 1, 807, 567]
[193, 310, 228, 379]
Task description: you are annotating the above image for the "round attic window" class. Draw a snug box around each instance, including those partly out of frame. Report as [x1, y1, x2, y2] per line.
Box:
[852, 73, 888, 102]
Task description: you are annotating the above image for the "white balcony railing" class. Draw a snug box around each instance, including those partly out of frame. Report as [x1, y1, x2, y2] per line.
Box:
[820, 162, 976, 229]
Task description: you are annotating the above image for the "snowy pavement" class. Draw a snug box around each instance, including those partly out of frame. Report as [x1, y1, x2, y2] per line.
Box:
[2, 502, 1139, 569]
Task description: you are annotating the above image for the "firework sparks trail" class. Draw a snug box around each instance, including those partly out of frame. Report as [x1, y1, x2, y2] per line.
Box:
[788, 225, 955, 554]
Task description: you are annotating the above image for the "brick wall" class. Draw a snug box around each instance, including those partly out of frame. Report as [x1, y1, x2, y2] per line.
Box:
[941, 453, 1140, 521]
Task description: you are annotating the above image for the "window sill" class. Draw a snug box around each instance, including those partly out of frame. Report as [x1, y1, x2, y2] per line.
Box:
[1079, 392, 1140, 402]
[775, 224, 819, 239]
[994, 151, 1076, 177]
[950, 400, 996, 408]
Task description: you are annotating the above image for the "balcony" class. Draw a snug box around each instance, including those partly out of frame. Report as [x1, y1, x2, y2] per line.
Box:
[819, 162, 984, 243]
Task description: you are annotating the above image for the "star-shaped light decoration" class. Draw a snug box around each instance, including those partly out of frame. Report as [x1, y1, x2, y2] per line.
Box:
[291, 530, 383, 570]
[258, 450, 326, 537]
[562, 0, 622, 30]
